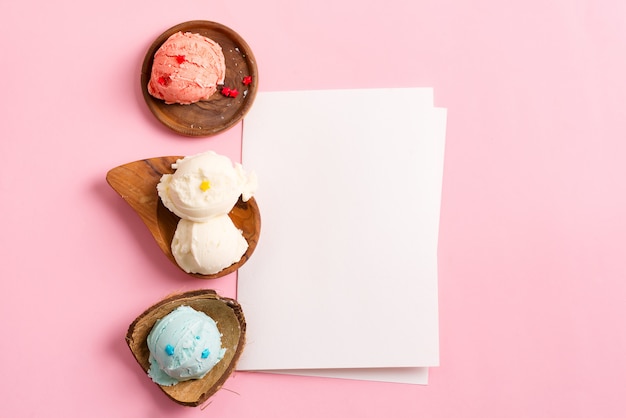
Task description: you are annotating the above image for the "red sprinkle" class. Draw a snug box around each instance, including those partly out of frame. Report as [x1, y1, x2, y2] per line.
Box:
[221, 86, 240, 98]
[242, 76, 252, 86]
[175, 55, 186, 64]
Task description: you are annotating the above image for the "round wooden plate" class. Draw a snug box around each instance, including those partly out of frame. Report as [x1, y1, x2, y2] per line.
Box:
[141, 21, 258, 137]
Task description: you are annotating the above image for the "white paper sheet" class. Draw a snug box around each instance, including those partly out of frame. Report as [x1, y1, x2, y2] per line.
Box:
[237, 88, 446, 384]
[263, 367, 430, 385]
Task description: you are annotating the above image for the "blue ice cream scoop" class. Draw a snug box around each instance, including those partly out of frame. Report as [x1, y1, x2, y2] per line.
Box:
[147, 305, 226, 386]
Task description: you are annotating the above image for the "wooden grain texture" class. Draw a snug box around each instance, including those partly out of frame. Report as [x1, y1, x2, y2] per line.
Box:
[105, 155, 261, 279]
[141, 20, 258, 136]
[126, 290, 246, 407]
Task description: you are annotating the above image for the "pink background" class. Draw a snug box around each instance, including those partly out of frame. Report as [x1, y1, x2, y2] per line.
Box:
[1, 0, 625, 417]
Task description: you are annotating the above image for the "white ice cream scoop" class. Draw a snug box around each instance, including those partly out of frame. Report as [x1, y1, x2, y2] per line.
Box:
[171, 215, 249, 275]
[157, 151, 257, 222]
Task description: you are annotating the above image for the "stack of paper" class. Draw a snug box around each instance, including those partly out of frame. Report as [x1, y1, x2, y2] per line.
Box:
[237, 88, 446, 384]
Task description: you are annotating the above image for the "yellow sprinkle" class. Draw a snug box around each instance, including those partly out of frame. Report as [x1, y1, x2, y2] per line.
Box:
[199, 180, 211, 191]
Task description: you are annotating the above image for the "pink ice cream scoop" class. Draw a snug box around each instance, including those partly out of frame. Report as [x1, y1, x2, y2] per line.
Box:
[147, 31, 226, 105]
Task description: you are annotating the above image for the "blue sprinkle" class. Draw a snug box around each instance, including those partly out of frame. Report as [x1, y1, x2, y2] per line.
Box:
[165, 344, 175, 356]
[201, 348, 210, 359]
[195, 335, 201, 340]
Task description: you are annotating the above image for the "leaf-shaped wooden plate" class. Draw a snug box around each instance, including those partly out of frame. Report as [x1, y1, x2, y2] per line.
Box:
[126, 289, 246, 406]
[105, 156, 261, 278]
[141, 20, 258, 136]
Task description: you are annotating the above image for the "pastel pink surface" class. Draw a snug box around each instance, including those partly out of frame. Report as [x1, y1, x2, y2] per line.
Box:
[1, 1, 625, 417]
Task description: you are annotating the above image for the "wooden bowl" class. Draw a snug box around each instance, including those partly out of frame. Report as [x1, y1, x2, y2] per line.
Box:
[126, 290, 246, 406]
[141, 20, 258, 137]
[105, 155, 261, 278]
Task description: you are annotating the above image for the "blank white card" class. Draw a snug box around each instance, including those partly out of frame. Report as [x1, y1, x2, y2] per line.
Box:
[237, 88, 446, 384]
